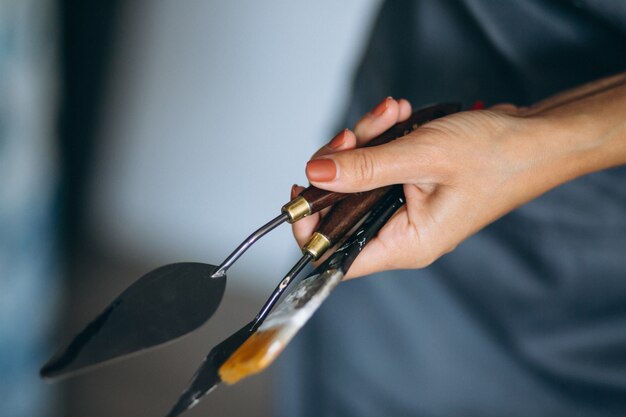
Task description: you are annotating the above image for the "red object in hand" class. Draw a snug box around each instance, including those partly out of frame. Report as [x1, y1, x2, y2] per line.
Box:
[470, 100, 486, 110]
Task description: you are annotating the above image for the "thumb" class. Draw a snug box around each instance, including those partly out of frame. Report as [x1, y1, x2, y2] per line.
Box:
[305, 137, 439, 192]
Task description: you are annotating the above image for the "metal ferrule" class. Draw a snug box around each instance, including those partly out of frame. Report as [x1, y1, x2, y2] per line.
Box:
[302, 232, 331, 260]
[281, 196, 312, 223]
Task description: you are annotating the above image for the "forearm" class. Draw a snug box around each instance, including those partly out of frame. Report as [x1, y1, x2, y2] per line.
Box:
[510, 76, 626, 205]
[557, 77, 626, 169]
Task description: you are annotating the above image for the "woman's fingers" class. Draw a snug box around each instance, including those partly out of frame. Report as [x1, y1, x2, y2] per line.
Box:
[311, 129, 358, 159]
[294, 97, 422, 274]
[310, 97, 413, 160]
[397, 98, 412, 121]
[341, 206, 415, 279]
[292, 211, 320, 247]
[290, 185, 319, 247]
[342, 184, 450, 279]
[295, 98, 411, 243]
[305, 132, 444, 193]
[342, 238, 391, 279]
[353, 97, 411, 145]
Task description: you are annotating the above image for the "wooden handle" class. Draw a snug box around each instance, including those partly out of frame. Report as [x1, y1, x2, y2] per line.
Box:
[298, 102, 460, 215]
[316, 186, 391, 244]
[300, 186, 392, 259]
[298, 187, 347, 214]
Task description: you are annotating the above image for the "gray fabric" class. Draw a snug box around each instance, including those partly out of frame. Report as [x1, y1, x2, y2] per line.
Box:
[278, 1, 626, 416]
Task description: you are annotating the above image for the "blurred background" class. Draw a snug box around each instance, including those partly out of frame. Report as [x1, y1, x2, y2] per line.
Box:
[0, 0, 381, 416]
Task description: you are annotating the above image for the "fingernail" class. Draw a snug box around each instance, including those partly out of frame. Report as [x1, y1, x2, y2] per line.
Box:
[306, 159, 336, 182]
[371, 96, 392, 116]
[290, 184, 298, 199]
[328, 129, 348, 149]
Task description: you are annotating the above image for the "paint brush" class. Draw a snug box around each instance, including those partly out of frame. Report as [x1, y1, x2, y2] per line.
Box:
[164, 321, 254, 417]
[164, 185, 399, 416]
[164, 187, 405, 417]
[218, 186, 406, 385]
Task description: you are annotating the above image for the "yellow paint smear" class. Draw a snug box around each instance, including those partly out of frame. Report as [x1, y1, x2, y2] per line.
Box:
[219, 328, 284, 385]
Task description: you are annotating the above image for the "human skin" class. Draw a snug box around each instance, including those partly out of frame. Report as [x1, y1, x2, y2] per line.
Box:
[292, 72, 626, 279]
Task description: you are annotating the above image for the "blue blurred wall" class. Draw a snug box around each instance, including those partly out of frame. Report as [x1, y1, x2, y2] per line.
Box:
[88, 0, 381, 293]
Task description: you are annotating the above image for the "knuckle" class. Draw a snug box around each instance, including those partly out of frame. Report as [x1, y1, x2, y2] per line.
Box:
[353, 122, 367, 140]
[403, 131, 452, 180]
[416, 143, 446, 168]
[353, 116, 373, 140]
[352, 150, 377, 186]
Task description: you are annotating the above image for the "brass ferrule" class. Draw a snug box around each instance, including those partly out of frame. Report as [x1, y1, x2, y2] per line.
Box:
[281, 196, 312, 223]
[302, 232, 332, 260]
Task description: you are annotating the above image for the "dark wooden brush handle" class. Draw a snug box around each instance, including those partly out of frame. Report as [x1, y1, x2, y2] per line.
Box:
[316, 186, 391, 245]
[298, 187, 347, 214]
[299, 102, 460, 214]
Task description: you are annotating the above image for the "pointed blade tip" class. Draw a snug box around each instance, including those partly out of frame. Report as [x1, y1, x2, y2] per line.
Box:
[39, 358, 63, 380]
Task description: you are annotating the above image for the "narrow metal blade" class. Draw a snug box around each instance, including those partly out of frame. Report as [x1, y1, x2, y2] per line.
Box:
[165, 322, 254, 417]
[41, 262, 226, 379]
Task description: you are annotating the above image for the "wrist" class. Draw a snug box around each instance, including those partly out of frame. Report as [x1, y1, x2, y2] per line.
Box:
[538, 82, 626, 171]
[506, 97, 624, 197]
[497, 113, 601, 207]
[531, 112, 604, 180]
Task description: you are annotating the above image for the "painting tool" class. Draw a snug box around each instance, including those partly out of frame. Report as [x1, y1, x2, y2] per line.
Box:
[39, 186, 386, 381]
[164, 321, 255, 417]
[165, 186, 406, 416]
[164, 186, 391, 416]
[38, 191, 372, 380]
[219, 186, 406, 385]
[41, 103, 459, 380]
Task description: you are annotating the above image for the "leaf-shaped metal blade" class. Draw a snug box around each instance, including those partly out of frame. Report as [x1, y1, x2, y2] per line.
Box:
[41, 262, 226, 379]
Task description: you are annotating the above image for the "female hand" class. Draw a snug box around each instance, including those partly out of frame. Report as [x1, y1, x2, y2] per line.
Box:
[293, 74, 626, 279]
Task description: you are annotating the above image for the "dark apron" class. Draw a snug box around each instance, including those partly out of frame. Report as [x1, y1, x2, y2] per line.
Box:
[278, 1, 626, 416]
